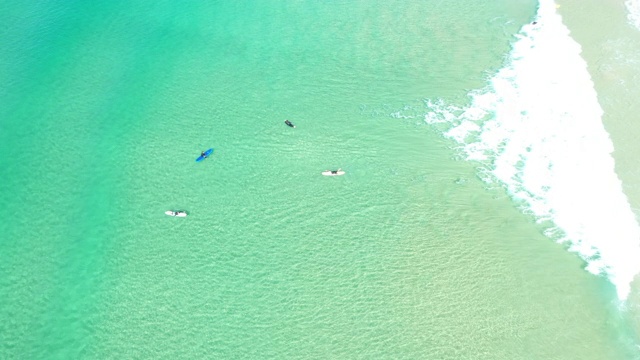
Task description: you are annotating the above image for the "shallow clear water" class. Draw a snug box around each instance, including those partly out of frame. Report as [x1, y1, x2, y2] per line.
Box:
[1, 1, 639, 358]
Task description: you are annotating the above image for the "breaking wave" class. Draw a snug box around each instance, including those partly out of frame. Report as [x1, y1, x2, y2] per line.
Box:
[408, 0, 640, 300]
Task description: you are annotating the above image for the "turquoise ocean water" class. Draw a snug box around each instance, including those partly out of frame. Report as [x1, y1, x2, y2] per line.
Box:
[2, 1, 640, 358]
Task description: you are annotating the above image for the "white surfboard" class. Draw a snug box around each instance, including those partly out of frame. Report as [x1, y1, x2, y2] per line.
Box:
[165, 210, 187, 217]
[322, 170, 345, 176]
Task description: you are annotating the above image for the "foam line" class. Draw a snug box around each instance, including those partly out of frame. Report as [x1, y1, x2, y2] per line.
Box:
[626, 0, 640, 31]
[423, 0, 640, 300]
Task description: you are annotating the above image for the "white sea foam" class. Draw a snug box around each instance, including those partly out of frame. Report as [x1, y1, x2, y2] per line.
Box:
[422, 0, 640, 300]
[626, 0, 640, 31]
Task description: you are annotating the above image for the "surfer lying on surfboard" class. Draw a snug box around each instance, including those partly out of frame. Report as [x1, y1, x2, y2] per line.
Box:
[284, 120, 296, 128]
[322, 169, 345, 176]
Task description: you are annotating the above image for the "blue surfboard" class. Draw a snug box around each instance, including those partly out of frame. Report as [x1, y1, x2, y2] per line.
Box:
[196, 148, 214, 162]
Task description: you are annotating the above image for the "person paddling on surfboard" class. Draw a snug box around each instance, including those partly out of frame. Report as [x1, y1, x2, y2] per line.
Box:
[196, 148, 214, 162]
[284, 120, 296, 128]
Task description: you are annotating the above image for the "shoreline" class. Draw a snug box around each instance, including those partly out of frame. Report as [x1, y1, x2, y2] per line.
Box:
[420, 0, 640, 302]
[557, 0, 640, 336]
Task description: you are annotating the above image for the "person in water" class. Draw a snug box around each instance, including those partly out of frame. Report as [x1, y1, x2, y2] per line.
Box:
[284, 120, 295, 128]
